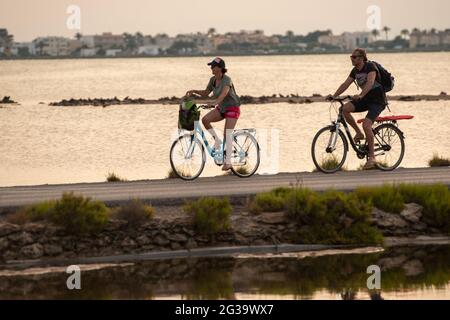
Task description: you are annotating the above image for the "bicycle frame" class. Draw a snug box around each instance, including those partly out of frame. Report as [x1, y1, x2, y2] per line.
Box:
[328, 98, 394, 159]
[185, 120, 221, 160]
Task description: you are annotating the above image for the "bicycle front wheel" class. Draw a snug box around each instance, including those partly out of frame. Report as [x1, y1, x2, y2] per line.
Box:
[311, 126, 348, 173]
[170, 134, 205, 180]
[230, 131, 260, 178]
[373, 123, 405, 171]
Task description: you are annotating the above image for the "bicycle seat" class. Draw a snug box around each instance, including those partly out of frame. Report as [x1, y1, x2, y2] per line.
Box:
[357, 115, 414, 123]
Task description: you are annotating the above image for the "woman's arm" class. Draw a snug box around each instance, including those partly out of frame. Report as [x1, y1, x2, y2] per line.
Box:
[185, 89, 211, 98]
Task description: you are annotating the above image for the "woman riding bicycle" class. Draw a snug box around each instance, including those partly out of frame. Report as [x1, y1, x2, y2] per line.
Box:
[185, 57, 241, 171]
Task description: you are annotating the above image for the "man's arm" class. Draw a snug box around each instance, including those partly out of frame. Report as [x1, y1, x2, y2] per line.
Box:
[333, 76, 354, 98]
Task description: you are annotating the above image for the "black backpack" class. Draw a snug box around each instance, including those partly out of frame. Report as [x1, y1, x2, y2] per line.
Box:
[370, 61, 395, 93]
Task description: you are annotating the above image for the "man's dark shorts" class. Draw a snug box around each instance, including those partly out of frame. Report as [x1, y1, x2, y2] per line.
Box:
[351, 98, 386, 122]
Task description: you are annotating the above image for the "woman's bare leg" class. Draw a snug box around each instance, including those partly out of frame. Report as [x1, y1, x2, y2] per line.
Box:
[202, 108, 224, 148]
[223, 117, 238, 170]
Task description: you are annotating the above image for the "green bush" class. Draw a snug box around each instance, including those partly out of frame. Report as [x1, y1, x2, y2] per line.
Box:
[355, 184, 405, 213]
[285, 188, 382, 245]
[397, 184, 450, 232]
[314, 156, 347, 172]
[50, 192, 109, 235]
[184, 197, 232, 236]
[115, 199, 155, 227]
[106, 172, 127, 182]
[428, 153, 450, 167]
[13, 192, 109, 235]
[253, 192, 286, 212]
[354, 183, 450, 233]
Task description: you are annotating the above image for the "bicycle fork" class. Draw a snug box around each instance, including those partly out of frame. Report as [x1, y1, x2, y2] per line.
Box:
[326, 122, 341, 153]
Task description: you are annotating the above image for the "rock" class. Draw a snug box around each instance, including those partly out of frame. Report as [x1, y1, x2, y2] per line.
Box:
[372, 208, 409, 229]
[182, 227, 195, 237]
[402, 259, 424, 276]
[0, 223, 20, 237]
[252, 239, 267, 246]
[167, 233, 188, 243]
[153, 236, 170, 246]
[20, 243, 44, 259]
[8, 232, 34, 245]
[186, 239, 197, 249]
[0, 238, 9, 251]
[258, 212, 287, 224]
[412, 222, 427, 231]
[105, 219, 128, 231]
[44, 244, 63, 256]
[23, 223, 46, 233]
[171, 242, 182, 250]
[121, 238, 137, 247]
[378, 255, 408, 270]
[136, 235, 151, 246]
[400, 203, 423, 223]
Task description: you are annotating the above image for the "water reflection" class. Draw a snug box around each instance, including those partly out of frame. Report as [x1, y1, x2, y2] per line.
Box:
[0, 245, 449, 299]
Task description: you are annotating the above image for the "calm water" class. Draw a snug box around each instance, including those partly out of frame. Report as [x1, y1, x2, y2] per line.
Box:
[0, 245, 449, 299]
[1, 53, 449, 186]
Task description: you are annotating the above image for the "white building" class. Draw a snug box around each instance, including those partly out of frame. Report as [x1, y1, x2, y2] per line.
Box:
[409, 30, 450, 48]
[318, 32, 374, 50]
[106, 49, 122, 57]
[11, 42, 35, 56]
[137, 45, 160, 55]
[80, 48, 97, 57]
[80, 33, 124, 49]
[32, 37, 71, 56]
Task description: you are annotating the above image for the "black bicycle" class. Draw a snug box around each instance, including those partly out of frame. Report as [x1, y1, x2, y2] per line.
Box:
[311, 96, 413, 173]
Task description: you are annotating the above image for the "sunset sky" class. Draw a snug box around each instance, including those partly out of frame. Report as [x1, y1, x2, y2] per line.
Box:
[1, 0, 449, 41]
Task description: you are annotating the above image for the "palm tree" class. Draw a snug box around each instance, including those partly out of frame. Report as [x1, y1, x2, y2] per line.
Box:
[135, 32, 144, 46]
[207, 28, 216, 36]
[382, 26, 391, 40]
[371, 29, 380, 40]
[123, 32, 137, 51]
[400, 29, 409, 39]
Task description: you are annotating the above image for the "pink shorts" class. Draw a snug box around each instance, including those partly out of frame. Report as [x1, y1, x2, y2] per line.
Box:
[216, 106, 240, 119]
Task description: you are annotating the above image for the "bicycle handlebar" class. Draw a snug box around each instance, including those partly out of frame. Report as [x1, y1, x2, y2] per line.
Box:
[327, 95, 352, 102]
[197, 104, 214, 109]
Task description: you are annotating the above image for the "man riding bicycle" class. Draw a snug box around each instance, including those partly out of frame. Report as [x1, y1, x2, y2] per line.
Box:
[330, 48, 387, 170]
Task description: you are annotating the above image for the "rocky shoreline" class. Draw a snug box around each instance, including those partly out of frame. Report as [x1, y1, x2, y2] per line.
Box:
[47, 92, 450, 107]
[0, 96, 17, 105]
[0, 202, 444, 265]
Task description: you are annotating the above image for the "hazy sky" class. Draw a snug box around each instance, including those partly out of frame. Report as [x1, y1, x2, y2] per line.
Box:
[1, 0, 449, 41]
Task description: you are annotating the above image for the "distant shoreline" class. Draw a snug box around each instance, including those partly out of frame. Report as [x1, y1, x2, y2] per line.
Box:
[45, 93, 449, 107]
[1, 48, 449, 61]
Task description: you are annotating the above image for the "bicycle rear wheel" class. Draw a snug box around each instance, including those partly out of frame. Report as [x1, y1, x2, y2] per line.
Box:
[230, 131, 260, 178]
[170, 134, 205, 180]
[372, 123, 405, 171]
[311, 126, 348, 173]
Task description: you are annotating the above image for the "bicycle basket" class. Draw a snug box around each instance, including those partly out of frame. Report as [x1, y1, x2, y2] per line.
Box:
[178, 100, 200, 131]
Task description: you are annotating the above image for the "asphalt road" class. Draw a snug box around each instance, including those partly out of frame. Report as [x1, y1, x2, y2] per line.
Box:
[0, 167, 449, 211]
